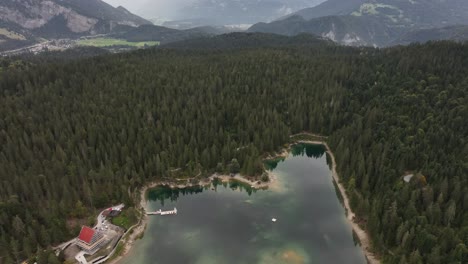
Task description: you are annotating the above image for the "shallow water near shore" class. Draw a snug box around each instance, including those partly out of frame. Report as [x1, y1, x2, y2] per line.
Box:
[120, 144, 366, 264]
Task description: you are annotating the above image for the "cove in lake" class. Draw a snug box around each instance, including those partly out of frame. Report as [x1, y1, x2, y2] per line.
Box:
[120, 144, 367, 264]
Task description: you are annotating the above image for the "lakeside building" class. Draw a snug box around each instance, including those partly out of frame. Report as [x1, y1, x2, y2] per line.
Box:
[76, 226, 107, 255]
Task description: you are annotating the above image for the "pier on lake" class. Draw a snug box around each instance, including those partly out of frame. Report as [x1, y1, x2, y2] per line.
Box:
[147, 208, 178, 216]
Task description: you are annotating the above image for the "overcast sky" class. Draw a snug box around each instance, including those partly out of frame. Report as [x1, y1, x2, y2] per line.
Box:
[103, 0, 194, 19]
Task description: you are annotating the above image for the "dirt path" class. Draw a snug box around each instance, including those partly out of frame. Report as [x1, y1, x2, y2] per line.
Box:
[298, 140, 380, 264]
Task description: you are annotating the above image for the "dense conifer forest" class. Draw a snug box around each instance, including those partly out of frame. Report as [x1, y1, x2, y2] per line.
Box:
[0, 34, 467, 263]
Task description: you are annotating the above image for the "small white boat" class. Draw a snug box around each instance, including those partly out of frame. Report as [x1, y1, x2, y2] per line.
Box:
[272, 218, 277, 222]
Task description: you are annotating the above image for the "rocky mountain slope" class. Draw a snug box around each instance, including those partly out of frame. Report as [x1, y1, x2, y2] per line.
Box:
[249, 0, 468, 46]
[250, 14, 397, 47]
[0, 0, 151, 51]
[282, 0, 365, 20]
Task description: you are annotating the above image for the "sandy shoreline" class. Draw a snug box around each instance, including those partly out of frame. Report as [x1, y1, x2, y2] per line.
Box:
[111, 139, 380, 264]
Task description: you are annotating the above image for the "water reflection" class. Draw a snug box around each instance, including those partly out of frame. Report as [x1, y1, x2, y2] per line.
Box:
[148, 179, 261, 206]
[148, 185, 205, 205]
[266, 144, 326, 171]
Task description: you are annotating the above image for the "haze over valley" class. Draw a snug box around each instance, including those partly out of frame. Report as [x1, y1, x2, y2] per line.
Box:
[104, 0, 326, 26]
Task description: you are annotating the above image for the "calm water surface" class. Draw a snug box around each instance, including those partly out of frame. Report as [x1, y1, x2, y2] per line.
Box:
[121, 144, 366, 264]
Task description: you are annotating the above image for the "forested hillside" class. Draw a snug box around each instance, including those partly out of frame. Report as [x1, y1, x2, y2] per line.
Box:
[0, 35, 467, 263]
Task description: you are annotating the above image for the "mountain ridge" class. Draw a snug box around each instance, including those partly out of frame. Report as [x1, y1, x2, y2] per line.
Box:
[0, 0, 151, 51]
[249, 0, 468, 46]
[160, 32, 334, 50]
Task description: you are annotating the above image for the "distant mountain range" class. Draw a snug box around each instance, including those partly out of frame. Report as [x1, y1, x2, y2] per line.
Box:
[135, 0, 325, 28]
[249, 0, 468, 46]
[0, 0, 151, 51]
[177, 0, 325, 25]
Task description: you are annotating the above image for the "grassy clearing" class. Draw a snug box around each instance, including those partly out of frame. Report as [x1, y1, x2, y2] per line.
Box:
[111, 215, 132, 230]
[77, 38, 159, 48]
[0, 28, 26, 40]
[111, 208, 139, 230]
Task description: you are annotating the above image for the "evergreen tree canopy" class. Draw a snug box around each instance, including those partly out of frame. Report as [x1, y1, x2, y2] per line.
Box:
[0, 35, 467, 263]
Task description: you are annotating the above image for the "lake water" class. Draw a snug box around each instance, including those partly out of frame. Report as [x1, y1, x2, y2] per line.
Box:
[120, 144, 366, 264]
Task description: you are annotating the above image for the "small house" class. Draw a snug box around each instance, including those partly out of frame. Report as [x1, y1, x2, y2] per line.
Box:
[76, 226, 106, 255]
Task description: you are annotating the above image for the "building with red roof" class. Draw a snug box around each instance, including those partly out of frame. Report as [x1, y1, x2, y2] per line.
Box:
[76, 226, 106, 255]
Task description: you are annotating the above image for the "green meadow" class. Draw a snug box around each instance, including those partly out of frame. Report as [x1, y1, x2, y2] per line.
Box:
[77, 38, 159, 48]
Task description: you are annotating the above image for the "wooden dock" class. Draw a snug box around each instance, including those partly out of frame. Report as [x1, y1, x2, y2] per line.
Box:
[147, 208, 177, 216]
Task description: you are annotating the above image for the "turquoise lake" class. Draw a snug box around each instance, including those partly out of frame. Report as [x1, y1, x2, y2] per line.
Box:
[120, 144, 367, 264]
